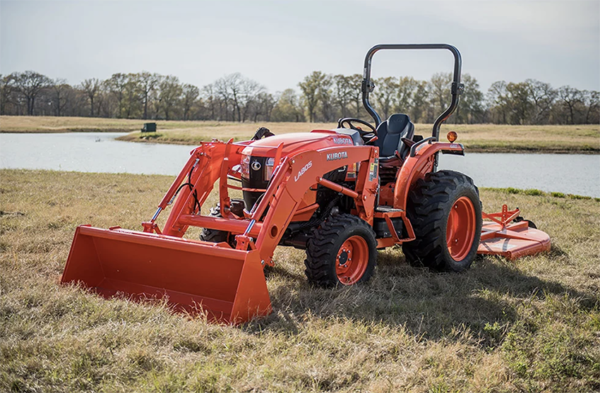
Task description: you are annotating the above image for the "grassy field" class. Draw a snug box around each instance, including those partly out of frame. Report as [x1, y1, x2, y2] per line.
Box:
[0, 116, 225, 134]
[1, 115, 598, 153]
[1, 169, 599, 392]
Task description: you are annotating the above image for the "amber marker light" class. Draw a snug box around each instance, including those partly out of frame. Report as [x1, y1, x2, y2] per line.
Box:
[447, 131, 458, 143]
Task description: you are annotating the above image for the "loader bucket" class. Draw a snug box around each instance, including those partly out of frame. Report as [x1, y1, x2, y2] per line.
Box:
[61, 225, 272, 324]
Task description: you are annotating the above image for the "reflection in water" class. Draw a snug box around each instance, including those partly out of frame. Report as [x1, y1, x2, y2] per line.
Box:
[1, 132, 599, 197]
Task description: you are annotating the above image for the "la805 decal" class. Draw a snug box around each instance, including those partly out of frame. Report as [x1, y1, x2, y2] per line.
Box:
[294, 161, 312, 182]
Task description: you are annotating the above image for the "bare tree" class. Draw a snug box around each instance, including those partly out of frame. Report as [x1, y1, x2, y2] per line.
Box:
[201, 83, 218, 120]
[373, 77, 398, 120]
[583, 90, 599, 124]
[216, 73, 243, 121]
[139, 72, 159, 119]
[81, 78, 100, 117]
[157, 75, 182, 120]
[106, 73, 128, 118]
[410, 80, 429, 123]
[182, 84, 199, 120]
[241, 78, 266, 122]
[50, 79, 73, 116]
[487, 81, 509, 124]
[271, 89, 304, 122]
[299, 71, 330, 122]
[4, 66, 599, 126]
[558, 86, 583, 124]
[332, 74, 354, 119]
[250, 91, 275, 122]
[0, 74, 16, 115]
[346, 74, 364, 119]
[525, 79, 556, 124]
[122, 74, 142, 119]
[11, 71, 52, 115]
[395, 76, 418, 116]
[429, 73, 452, 122]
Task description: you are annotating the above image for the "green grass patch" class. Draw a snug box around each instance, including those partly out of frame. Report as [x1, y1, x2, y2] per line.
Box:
[568, 194, 593, 200]
[138, 132, 164, 140]
[487, 187, 598, 202]
[524, 189, 545, 196]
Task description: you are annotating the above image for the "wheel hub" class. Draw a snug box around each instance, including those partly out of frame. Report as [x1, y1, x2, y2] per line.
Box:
[446, 196, 477, 261]
[336, 236, 368, 285]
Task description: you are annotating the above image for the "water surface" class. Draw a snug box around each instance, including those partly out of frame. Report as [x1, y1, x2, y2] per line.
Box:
[1, 132, 598, 197]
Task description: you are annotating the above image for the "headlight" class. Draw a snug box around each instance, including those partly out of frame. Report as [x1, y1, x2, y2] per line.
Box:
[265, 157, 275, 180]
[241, 154, 250, 179]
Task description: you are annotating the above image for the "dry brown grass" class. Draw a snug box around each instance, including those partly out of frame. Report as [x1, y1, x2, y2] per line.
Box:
[1, 169, 599, 392]
[118, 121, 338, 145]
[0, 116, 241, 134]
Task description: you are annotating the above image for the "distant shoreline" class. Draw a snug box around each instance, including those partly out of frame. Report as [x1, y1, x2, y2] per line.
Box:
[0, 129, 131, 134]
[112, 133, 599, 154]
[1, 115, 598, 154]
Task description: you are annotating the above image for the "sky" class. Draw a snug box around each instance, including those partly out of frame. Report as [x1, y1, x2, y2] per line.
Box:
[1, 0, 598, 94]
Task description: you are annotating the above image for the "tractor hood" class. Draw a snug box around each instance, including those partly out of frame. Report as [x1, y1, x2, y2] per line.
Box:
[241, 130, 359, 158]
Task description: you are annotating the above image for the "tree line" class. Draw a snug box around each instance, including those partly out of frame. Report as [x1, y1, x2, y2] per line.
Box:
[1, 70, 598, 125]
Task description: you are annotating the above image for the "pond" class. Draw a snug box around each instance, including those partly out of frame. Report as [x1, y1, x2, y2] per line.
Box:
[1, 132, 599, 197]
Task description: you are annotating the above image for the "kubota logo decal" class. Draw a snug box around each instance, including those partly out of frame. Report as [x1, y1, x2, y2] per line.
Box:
[333, 137, 352, 145]
[327, 151, 348, 161]
[294, 161, 312, 182]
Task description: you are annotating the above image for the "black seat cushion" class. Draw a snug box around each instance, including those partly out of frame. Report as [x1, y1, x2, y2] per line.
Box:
[375, 114, 415, 158]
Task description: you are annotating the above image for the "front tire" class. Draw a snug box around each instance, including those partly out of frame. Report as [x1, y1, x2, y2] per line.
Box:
[304, 214, 377, 287]
[199, 205, 236, 247]
[403, 170, 482, 272]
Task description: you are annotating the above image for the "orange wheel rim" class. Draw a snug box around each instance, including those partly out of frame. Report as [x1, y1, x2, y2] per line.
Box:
[336, 235, 369, 285]
[446, 196, 476, 261]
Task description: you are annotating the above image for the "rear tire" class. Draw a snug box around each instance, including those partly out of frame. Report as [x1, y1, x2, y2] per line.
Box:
[304, 214, 377, 287]
[402, 170, 482, 272]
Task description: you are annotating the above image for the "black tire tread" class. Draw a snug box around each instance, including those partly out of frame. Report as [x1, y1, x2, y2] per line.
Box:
[304, 214, 377, 287]
[199, 206, 231, 244]
[402, 170, 481, 272]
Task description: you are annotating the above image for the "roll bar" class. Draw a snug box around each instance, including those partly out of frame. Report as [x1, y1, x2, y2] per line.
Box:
[361, 44, 463, 140]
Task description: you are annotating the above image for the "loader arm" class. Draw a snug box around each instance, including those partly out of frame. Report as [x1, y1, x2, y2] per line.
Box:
[241, 145, 379, 266]
[158, 140, 380, 264]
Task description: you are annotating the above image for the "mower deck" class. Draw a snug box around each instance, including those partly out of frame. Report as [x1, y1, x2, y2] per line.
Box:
[477, 206, 551, 260]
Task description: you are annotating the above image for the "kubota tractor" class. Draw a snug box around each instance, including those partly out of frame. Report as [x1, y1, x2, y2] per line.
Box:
[62, 44, 551, 324]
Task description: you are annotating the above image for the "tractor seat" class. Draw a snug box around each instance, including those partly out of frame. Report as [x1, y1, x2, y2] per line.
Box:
[375, 114, 415, 161]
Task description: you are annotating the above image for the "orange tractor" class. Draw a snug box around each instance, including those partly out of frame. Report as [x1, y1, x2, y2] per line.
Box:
[62, 44, 551, 324]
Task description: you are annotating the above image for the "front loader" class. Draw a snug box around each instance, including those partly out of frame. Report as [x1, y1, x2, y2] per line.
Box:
[61, 44, 551, 324]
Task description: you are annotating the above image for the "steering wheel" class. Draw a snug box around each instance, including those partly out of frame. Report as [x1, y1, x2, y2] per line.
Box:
[338, 118, 377, 134]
